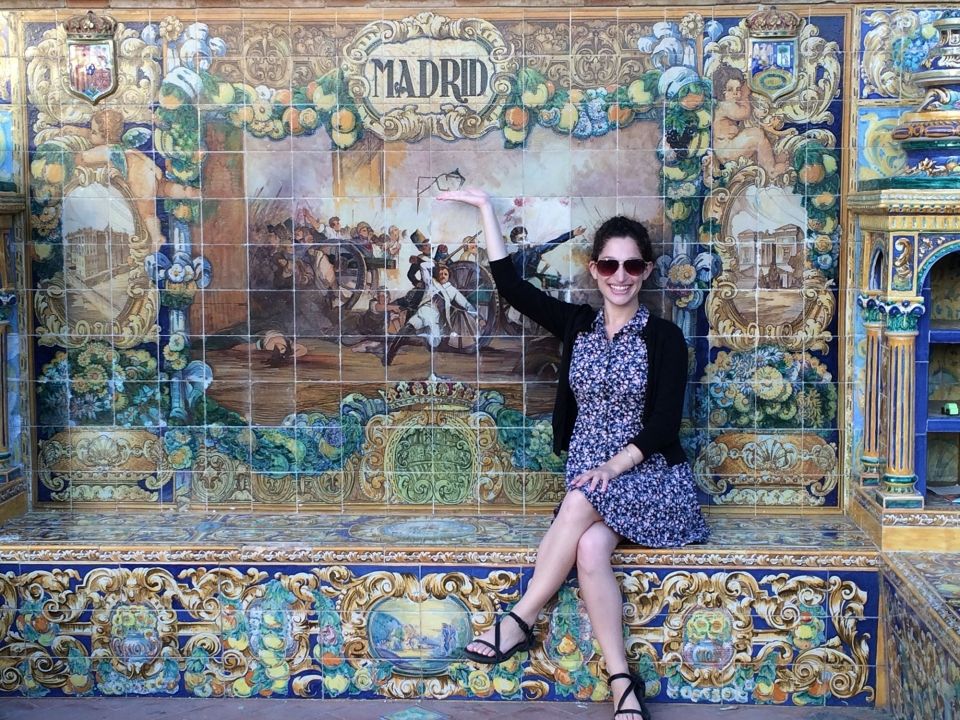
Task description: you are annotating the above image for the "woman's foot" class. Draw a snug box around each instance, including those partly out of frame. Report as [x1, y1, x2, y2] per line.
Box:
[462, 611, 533, 663]
[609, 673, 650, 720]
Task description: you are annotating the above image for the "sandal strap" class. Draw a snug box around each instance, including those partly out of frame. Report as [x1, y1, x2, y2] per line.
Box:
[609, 673, 639, 715]
[507, 611, 533, 641]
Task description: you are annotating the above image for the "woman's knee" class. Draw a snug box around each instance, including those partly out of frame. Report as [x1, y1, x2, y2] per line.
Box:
[576, 524, 616, 574]
[557, 490, 599, 524]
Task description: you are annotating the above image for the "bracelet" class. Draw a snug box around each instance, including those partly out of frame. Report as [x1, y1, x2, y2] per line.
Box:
[625, 445, 642, 467]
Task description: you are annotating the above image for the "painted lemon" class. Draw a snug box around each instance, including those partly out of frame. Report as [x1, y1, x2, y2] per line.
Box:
[822, 153, 838, 175]
[627, 79, 653, 106]
[557, 103, 579, 132]
[663, 164, 693, 181]
[503, 126, 528, 144]
[687, 130, 710, 154]
[265, 662, 290, 680]
[208, 82, 235, 105]
[521, 83, 549, 108]
[324, 673, 350, 694]
[226, 635, 248, 651]
[313, 87, 338, 112]
[232, 677, 254, 697]
[331, 128, 358, 149]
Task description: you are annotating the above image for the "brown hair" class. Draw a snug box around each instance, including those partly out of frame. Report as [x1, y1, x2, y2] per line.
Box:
[590, 216, 653, 262]
[711, 64, 746, 101]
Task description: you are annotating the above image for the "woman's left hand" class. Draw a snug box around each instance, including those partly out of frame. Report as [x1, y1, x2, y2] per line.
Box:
[572, 463, 618, 492]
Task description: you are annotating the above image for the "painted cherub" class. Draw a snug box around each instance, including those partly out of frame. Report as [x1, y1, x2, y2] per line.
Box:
[711, 64, 788, 176]
[64, 108, 199, 250]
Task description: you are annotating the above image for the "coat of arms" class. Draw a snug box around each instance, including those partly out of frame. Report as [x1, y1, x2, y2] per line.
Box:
[745, 7, 802, 102]
[64, 11, 118, 103]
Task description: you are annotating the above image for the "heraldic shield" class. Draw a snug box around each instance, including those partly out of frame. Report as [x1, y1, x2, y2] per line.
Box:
[64, 11, 118, 104]
[746, 7, 802, 102]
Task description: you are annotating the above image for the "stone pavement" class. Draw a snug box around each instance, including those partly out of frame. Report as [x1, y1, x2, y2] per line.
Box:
[0, 698, 894, 719]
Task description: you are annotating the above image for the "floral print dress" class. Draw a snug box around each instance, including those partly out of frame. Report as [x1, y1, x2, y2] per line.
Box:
[566, 305, 710, 547]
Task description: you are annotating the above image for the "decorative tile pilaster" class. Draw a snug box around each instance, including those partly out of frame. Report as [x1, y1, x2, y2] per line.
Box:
[879, 300, 925, 508]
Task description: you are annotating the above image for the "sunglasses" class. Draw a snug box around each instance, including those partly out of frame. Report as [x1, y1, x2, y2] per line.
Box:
[593, 258, 649, 277]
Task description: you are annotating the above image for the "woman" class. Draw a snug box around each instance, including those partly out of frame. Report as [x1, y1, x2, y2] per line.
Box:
[438, 188, 710, 720]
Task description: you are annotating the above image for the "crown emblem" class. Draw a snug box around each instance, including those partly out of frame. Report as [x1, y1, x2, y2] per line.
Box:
[64, 11, 117, 39]
[745, 6, 802, 38]
[385, 379, 477, 409]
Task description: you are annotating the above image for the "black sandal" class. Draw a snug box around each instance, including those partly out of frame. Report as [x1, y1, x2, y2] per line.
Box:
[461, 611, 534, 665]
[608, 673, 652, 720]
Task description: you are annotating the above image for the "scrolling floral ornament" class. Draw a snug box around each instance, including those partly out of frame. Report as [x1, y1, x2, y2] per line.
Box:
[0, 564, 875, 704]
[622, 571, 873, 704]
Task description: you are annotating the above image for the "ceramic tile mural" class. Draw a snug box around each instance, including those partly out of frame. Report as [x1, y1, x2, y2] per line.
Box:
[0, 511, 879, 705]
[15, 7, 849, 511]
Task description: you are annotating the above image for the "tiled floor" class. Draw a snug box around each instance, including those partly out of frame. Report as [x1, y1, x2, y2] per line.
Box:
[0, 698, 893, 719]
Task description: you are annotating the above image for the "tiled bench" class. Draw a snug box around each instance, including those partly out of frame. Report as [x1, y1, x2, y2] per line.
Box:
[0, 511, 880, 708]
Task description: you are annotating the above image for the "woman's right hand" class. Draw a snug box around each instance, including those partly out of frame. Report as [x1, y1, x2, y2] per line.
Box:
[436, 188, 507, 262]
[436, 187, 493, 208]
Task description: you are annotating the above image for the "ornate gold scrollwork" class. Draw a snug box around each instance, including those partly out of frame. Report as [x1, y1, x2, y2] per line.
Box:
[37, 430, 170, 503]
[694, 431, 839, 507]
[617, 570, 873, 701]
[861, 10, 931, 100]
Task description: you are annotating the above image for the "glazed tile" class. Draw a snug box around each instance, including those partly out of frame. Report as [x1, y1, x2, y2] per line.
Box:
[0, 511, 875, 558]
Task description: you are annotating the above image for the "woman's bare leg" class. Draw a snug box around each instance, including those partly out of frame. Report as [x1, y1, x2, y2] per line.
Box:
[577, 521, 644, 719]
[465, 491, 601, 657]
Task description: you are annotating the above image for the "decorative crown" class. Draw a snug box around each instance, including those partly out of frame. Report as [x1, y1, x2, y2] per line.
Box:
[64, 11, 117, 39]
[745, 6, 802, 38]
[385, 380, 477, 409]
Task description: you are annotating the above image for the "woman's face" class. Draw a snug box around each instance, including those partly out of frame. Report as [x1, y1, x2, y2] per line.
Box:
[589, 235, 653, 310]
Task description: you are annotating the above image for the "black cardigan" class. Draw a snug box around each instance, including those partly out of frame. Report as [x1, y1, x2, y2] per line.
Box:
[490, 256, 689, 466]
